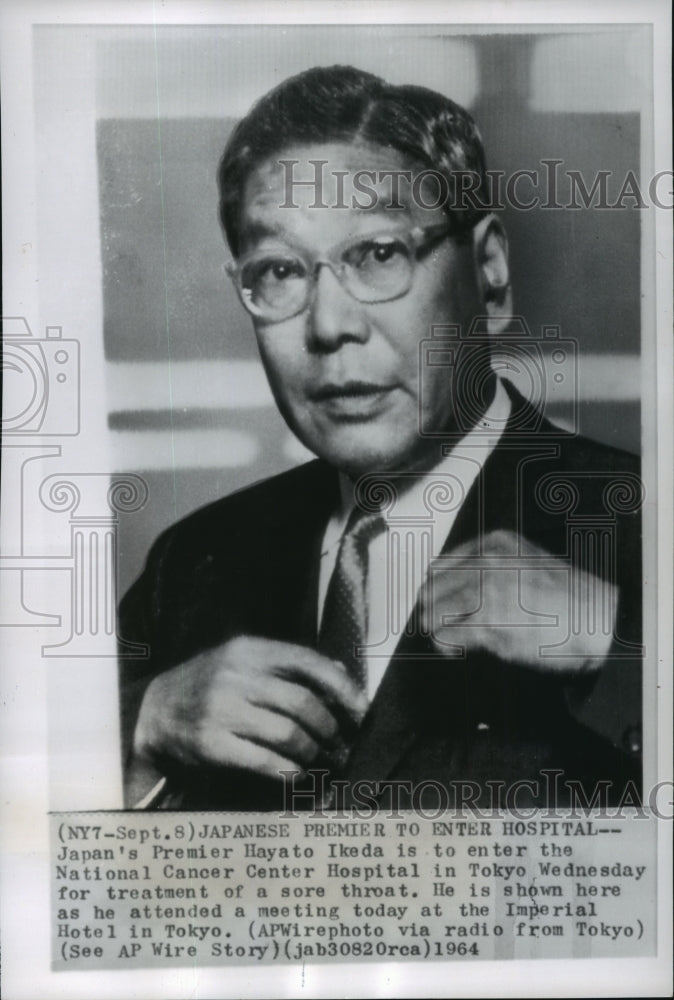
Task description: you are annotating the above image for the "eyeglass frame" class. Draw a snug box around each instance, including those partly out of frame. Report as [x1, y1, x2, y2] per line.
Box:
[225, 220, 462, 323]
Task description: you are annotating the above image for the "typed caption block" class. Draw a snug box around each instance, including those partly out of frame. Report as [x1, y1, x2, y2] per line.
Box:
[51, 812, 655, 970]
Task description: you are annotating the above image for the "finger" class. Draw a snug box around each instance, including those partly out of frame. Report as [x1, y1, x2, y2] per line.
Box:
[228, 702, 321, 767]
[434, 531, 535, 570]
[425, 567, 479, 604]
[438, 537, 480, 560]
[480, 529, 529, 556]
[246, 676, 342, 747]
[269, 645, 369, 723]
[223, 636, 368, 722]
[204, 729, 304, 782]
[421, 569, 482, 632]
[429, 623, 478, 657]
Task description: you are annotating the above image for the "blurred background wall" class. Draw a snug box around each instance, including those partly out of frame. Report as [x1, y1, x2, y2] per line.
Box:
[83, 25, 647, 594]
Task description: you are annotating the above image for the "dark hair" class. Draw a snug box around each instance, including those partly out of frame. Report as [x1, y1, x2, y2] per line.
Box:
[217, 65, 489, 256]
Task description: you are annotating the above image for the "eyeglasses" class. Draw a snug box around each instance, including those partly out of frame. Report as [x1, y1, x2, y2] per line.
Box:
[226, 222, 454, 323]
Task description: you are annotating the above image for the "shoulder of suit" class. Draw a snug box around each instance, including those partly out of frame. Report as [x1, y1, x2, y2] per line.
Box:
[142, 459, 337, 566]
[501, 381, 640, 474]
[554, 429, 640, 477]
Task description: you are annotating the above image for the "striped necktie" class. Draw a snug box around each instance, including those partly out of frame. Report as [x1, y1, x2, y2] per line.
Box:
[319, 506, 386, 691]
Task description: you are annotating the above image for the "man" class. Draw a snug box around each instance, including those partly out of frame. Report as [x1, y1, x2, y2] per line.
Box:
[119, 65, 642, 811]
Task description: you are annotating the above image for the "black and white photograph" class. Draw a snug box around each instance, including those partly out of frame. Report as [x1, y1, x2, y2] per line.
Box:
[116, 37, 646, 815]
[0, 1, 671, 997]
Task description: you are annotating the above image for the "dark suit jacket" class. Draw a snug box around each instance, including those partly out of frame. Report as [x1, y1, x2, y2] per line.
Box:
[119, 389, 643, 810]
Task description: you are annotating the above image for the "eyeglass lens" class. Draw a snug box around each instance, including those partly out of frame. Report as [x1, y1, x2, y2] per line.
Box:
[239, 234, 415, 318]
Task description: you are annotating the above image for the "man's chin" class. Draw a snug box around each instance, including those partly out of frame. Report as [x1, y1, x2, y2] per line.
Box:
[310, 438, 433, 482]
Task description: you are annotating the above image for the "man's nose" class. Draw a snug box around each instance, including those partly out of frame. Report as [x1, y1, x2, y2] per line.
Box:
[307, 263, 369, 349]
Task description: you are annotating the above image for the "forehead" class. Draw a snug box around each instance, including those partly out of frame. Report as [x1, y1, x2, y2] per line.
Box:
[239, 141, 440, 250]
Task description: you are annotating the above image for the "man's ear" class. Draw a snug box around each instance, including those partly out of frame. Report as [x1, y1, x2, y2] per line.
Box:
[472, 214, 512, 335]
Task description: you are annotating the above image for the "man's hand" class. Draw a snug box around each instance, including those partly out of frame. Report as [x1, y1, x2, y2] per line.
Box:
[131, 635, 368, 788]
[421, 530, 618, 673]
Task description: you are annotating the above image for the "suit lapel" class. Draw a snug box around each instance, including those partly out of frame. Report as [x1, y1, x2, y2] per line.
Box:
[343, 386, 566, 790]
[254, 460, 338, 647]
[342, 650, 425, 791]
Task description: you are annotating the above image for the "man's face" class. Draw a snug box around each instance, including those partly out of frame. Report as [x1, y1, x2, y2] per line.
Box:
[237, 142, 488, 478]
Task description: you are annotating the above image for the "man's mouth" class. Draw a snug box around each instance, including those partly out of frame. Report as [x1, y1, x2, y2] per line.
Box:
[310, 381, 396, 418]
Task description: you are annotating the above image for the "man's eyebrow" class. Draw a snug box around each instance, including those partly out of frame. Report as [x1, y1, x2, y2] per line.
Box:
[239, 219, 288, 245]
[241, 205, 414, 246]
[354, 201, 413, 217]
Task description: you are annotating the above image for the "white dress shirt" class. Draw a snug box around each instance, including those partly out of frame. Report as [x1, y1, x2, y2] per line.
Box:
[318, 378, 511, 701]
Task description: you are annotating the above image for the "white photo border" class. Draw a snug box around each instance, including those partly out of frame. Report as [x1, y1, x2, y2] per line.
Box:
[1, 1, 671, 998]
